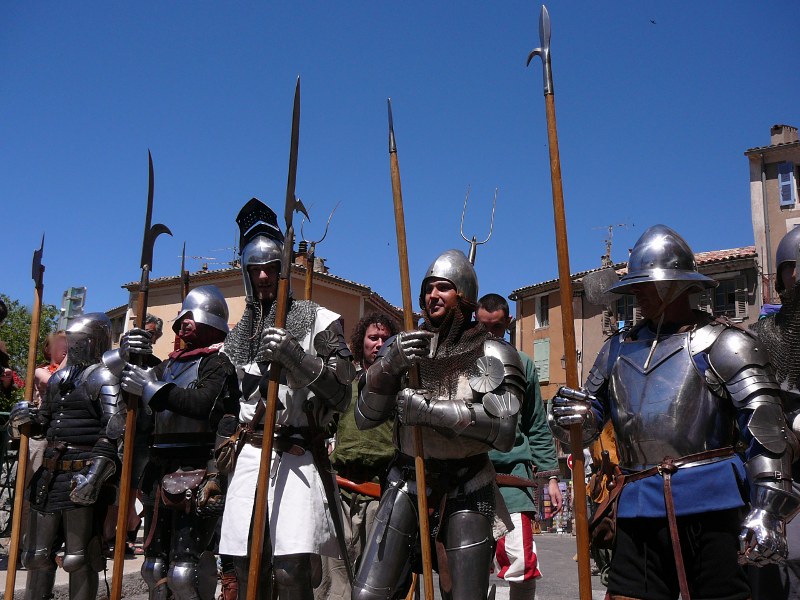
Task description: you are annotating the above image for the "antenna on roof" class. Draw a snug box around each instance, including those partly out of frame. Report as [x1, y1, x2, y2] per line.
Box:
[592, 223, 634, 267]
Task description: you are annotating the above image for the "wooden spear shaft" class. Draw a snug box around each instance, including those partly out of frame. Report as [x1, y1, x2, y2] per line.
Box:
[4, 256, 44, 599]
[304, 243, 315, 301]
[543, 92, 592, 600]
[388, 99, 435, 600]
[246, 235, 292, 600]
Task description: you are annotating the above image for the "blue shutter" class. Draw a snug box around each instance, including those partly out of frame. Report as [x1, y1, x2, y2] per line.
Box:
[779, 162, 797, 207]
[533, 338, 550, 383]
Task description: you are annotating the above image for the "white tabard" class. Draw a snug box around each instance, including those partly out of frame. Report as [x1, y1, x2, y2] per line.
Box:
[219, 306, 345, 558]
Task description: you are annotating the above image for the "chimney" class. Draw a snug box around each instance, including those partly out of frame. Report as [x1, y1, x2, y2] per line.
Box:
[770, 124, 799, 145]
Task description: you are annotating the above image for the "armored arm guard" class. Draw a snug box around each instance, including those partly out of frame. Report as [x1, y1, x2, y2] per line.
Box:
[708, 328, 800, 562]
[355, 331, 433, 430]
[85, 364, 124, 455]
[394, 339, 525, 452]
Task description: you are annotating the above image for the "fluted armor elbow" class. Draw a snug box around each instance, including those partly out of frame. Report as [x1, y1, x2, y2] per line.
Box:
[356, 366, 397, 430]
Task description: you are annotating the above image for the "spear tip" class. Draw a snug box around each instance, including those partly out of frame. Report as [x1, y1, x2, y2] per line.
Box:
[388, 98, 397, 154]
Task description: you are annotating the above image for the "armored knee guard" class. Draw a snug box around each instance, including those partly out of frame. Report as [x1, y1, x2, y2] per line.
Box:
[24, 570, 57, 600]
[443, 510, 493, 600]
[168, 561, 202, 600]
[22, 510, 60, 572]
[142, 556, 169, 600]
[352, 483, 417, 600]
[273, 554, 314, 600]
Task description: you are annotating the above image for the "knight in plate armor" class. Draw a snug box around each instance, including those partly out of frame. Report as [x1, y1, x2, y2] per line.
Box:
[353, 249, 525, 600]
[218, 198, 355, 600]
[550, 224, 800, 600]
[10, 313, 122, 600]
[108, 285, 240, 600]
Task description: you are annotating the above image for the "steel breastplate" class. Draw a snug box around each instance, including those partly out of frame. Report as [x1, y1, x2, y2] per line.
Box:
[153, 357, 212, 448]
[609, 327, 736, 470]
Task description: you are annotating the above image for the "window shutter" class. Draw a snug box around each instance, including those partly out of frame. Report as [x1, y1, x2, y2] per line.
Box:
[779, 162, 798, 207]
[533, 338, 550, 383]
[735, 275, 748, 319]
[697, 290, 712, 314]
[601, 308, 613, 335]
[632, 305, 643, 324]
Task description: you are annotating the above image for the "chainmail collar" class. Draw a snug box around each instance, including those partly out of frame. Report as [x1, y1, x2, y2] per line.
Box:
[417, 306, 488, 398]
[751, 282, 800, 390]
[224, 298, 319, 367]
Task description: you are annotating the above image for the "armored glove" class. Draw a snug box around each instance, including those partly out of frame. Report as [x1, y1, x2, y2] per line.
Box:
[739, 508, 788, 565]
[395, 388, 471, 434]
[382, 331, 434, 378]
[70, 455, 117, 506]
[262, 327, 324, 389]
[120, 328, 153, 359]
[9, 401, 37, 439]
[547, 386, 599, 447]
[120, 364, 157, 397]
[196, 474, 225, 517]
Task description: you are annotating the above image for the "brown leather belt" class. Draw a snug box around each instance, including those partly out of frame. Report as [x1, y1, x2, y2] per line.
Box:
[624, 447, 735, 600]
[245, 432, 307, 456]
[44, 458, 93, 472]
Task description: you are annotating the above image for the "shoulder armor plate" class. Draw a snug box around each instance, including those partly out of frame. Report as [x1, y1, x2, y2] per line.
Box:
[708, 327, 771, 383]
[84, 364, 118, 398]
[483, 339, 525, 399]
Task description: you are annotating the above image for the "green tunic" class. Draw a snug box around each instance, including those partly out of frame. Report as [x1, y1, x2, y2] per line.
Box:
[331, 371, 395, 482]
[488, 351, 558, 514]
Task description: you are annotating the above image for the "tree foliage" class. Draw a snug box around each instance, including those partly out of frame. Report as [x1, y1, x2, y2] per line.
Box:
[0, 293, 59, 410]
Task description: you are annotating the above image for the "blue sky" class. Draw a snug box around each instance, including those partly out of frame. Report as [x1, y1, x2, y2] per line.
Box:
[2, 2, 798, 315]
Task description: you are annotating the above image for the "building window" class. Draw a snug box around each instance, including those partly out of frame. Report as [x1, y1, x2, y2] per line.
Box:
[533, 338, 550, 383]
[697, 275, 748, 321]
[779, 162, 799, 208]
[602, 296, 640, 335]
[535, 295, 549, 329]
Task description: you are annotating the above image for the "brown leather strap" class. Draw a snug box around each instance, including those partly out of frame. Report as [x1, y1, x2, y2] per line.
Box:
[143, 484, 161, 550]
[625, 446, 735, 484]
[660, 462, 690, 600]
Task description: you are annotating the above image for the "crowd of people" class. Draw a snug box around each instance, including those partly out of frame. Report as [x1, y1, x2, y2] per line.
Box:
[4, 204, 800, 600]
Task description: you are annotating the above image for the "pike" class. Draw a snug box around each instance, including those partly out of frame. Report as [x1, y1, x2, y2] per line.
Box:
[4, 234, 45, 599]
[174, 241, 190, 351]
[300, 202, 339, 300]
[297, 202, 356, 584]
[387, 98, 435, 600]
[459, 185, 497, 265]
[527, 6, 592, 598]
[246, 77, 310, 599]
[110, 151, 172, 600]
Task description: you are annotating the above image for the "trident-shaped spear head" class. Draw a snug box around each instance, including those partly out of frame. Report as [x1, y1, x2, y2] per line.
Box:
[526, 5, 553, 96]
[31, 233, 45, 287]
[140, 150, 173, 270]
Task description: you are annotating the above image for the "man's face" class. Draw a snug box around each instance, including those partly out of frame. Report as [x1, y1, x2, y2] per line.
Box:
[145, 322, 162, 343]
[476, 307, 511, 338]
[629, 283, 662, 320]
[362, 323, 392, 369]
[249, 263, 280, 303]
[424, 279, 459, 324]
[178, 317, 197, 339]
[780, 263, 797, 293]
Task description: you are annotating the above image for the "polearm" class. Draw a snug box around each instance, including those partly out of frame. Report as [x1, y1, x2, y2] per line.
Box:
[527, 6, 592, 599]
[387, 98, 435, 600]
[301, 203, 339, 300]
[174, 241, 190, 351]
[246, 77, 309, 600]
[4, 235, 45, 599]
[111, 151, 172, 600]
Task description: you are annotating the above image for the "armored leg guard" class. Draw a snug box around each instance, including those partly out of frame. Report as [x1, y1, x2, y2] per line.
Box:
[168, 561, 204, 600]
[273, 554, 315, 600]
[167, 512, 219, 600]
[22, 509, 60, 600]
[233, 554, 272, 600]
[442, 510, 493, 600]
[352, 484, 416, 600]
[62, 507, 101, 600]
[142, 557, 170, 600]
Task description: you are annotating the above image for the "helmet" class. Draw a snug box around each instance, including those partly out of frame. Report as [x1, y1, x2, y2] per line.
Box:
[236, 198, 284, 302]
[775, 226, 800, 293]
[66, 312, 112, 364]
[173, 285, 229, 335]
[418, 249, 479, 309]
[608, 224, 716, 295]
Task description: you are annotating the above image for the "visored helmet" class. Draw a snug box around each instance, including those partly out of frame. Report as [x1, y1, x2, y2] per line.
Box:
[775, 226, 800, 293]
[66, 312, 112, 365]
[608, 224, 716, 295]
[173, 285, 229, 335]
[236, 198, 284, 302]
[418, 249, 479, 309]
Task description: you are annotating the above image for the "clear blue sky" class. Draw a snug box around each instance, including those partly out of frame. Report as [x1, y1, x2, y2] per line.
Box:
[2, 2, 798, 315]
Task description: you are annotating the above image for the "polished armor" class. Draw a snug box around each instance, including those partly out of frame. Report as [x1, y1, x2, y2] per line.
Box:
[173, 285, 230, 335]
[353, 249, 523, 600]
[10, 313, 120, 600]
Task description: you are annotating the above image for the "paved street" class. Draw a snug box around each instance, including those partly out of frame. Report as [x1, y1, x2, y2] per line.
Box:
[0, 533, 606, 599]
